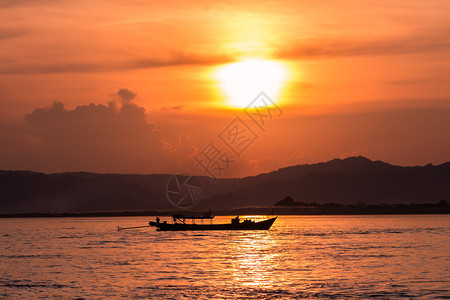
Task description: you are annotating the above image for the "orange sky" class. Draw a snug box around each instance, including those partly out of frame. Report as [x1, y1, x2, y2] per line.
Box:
[1, 0, 449, 176]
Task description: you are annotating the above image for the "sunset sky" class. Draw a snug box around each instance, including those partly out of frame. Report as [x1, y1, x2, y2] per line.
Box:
[1, 0, 449, 177]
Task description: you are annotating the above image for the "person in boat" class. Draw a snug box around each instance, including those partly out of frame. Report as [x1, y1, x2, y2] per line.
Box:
[156, 217, 160, 223]
[232, 215, 240, 224]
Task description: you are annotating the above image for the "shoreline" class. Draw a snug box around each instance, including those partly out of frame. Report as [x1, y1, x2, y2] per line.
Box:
[1, 203, 449, 218]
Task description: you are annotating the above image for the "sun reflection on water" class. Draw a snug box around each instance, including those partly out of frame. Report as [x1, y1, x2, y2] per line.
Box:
[228, 232, 279, 289]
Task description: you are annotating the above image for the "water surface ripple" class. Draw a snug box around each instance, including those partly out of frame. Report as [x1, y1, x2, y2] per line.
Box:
[1, 215, 449, 299]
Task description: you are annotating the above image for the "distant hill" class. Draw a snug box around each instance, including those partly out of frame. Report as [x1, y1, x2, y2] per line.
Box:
[0, 172, 171, 213]
[1, 157, 449, 213]
[196, 157, 450, 210]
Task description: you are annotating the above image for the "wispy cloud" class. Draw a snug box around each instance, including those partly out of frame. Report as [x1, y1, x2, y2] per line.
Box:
[278, 33, 450, 59]
[0, 52, 233, 75]
[3, 32, 448, 74]
[0, 0, 66, 8]
[0, 28, 28, 40]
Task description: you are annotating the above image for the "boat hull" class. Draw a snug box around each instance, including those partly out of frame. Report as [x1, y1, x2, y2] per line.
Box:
[149, 217, 277, 231]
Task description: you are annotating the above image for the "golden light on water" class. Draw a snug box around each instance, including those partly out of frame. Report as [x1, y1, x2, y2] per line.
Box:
[230, 232, 278, 289]
[215, 59, 289, 108]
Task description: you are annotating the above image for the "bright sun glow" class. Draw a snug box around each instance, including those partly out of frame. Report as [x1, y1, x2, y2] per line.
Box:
[215, 59, 288, 108]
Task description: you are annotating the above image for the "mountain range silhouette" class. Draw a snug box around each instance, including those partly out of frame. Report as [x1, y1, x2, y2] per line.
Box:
[1, 156, 449, 213]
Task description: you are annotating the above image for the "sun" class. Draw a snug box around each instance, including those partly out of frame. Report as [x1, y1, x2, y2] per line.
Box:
[215, 59, 288, 108]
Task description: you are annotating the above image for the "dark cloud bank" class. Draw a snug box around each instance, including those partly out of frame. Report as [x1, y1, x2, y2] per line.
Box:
[0, 88, 449, 176]
[0, 89, 196, 174]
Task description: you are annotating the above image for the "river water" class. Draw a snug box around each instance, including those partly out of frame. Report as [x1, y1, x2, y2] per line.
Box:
[1, 215, 449, 299]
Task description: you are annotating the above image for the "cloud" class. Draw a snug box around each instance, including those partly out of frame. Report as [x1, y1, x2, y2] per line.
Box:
[0, 28, 28, 40]
[129, 52, 232, 69]
[160, 105, 184, 112]
[277, 33, 450, 59]
[23, 98, 165, 173]
[0, 0, 65, 8]
[0, 89, 197, 173]
[167, 133, 197, 167]
[249, 157, 281, 174]
[1, 91, 449, 175]
[0, 63, 98, 75]
[0, 52, 233, 75]
[117, 88, 137, 105]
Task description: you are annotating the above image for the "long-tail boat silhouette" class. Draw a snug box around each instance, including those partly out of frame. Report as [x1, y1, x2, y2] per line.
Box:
[148, 213, 276, 231]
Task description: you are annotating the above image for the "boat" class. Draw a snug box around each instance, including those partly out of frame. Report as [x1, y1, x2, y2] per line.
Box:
[148, 214, 277, 231]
